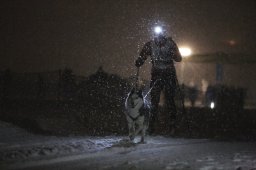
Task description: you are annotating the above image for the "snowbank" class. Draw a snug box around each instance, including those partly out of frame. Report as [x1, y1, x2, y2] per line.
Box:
[1, 121, 256, 170]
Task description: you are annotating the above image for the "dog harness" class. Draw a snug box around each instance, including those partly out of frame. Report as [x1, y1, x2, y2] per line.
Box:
[127, 111, 144, 121]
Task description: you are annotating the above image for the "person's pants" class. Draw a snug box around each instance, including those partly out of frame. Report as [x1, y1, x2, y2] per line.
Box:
[149, 68, 177, 131]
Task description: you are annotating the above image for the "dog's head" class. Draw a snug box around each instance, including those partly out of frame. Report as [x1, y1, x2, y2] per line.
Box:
[126, 88, 143, 108]
[125, 88, 144, 109]
[129, 88, 143, 100]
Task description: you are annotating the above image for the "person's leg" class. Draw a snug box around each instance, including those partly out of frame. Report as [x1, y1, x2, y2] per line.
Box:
[164, 74, 177, 135]
[149, 72, 162, 134]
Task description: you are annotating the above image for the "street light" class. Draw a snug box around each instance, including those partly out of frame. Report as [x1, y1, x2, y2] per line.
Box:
[179, 47, 192, 84]
[210, 102, 215, 109]
[179, 47, 192, 58]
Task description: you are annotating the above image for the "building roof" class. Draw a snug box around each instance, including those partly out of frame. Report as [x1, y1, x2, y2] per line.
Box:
[183, 53, 256, 64]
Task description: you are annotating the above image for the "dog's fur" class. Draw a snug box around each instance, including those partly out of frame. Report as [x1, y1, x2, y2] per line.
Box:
[125, 89, 149, 143]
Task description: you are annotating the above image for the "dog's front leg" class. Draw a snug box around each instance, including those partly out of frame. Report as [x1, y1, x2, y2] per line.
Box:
[134, 125, 143, 142]
[134, 125, 143, 136]
[140, 125, 147, 143]
[136, 126, 147, 144]
[128, 122, 135, 141]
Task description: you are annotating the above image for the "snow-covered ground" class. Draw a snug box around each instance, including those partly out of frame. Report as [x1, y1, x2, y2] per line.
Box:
[1, 120, 256, 170]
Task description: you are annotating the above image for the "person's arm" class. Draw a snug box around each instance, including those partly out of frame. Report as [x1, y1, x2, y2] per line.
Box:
[135, 41, 152, 67]
[168, 38, 182, 62]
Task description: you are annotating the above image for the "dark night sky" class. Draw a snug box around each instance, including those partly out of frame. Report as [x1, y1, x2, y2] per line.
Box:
[1, 0, 256, 77]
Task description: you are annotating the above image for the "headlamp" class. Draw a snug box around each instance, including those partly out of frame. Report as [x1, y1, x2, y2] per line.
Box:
[154, 26, 163, 35]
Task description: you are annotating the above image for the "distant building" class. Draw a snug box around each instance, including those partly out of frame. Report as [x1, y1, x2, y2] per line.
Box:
[175, 53, 256, 108]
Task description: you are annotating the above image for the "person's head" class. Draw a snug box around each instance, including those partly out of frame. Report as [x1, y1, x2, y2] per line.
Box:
[153, 26, 167, 45]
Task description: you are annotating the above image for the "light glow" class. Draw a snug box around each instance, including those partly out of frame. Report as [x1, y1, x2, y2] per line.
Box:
[179, 47, 192, 57]
[210, 102, 215, 109]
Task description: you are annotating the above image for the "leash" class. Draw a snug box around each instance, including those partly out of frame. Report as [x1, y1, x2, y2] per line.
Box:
[135, 67, 140, 91]
[143, 79, 160, 100]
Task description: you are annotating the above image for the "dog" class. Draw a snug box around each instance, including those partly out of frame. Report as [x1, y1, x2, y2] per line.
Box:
[125, 88, 149, 143]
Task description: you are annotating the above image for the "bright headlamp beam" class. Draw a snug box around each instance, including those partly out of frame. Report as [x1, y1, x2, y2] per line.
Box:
[154, 26, 163, 34]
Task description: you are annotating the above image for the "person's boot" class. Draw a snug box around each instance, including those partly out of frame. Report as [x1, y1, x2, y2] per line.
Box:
[169, 120, 176, 136]
[148, 110, 157, 135]
[170, 127, 176, 136]
[147, 123, 155, 135]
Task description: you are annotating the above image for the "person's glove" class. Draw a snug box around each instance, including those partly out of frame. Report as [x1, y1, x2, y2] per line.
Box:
[135, 57, 144, 67]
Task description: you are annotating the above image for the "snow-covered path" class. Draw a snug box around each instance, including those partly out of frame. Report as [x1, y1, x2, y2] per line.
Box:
[10, 138, 256, 170]
[1, 121, 256, 170]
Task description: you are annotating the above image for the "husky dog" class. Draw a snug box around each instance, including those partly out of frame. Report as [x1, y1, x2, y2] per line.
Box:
[125, 88, 149, 143]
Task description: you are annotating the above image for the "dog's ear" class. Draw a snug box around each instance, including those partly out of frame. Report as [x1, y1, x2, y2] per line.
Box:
[137, 89, 143, 98]
[131, 88, 135, 94]
[128, 88, 135, 99]
[138, 89, 142, 94]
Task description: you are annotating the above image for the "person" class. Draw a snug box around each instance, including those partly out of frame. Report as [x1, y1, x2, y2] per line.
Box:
[187, 81, 199, 107]
[135, 27, 182, 135]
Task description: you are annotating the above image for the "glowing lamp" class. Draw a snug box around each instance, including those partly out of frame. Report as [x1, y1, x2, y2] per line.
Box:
[210, 102, 215, 109]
